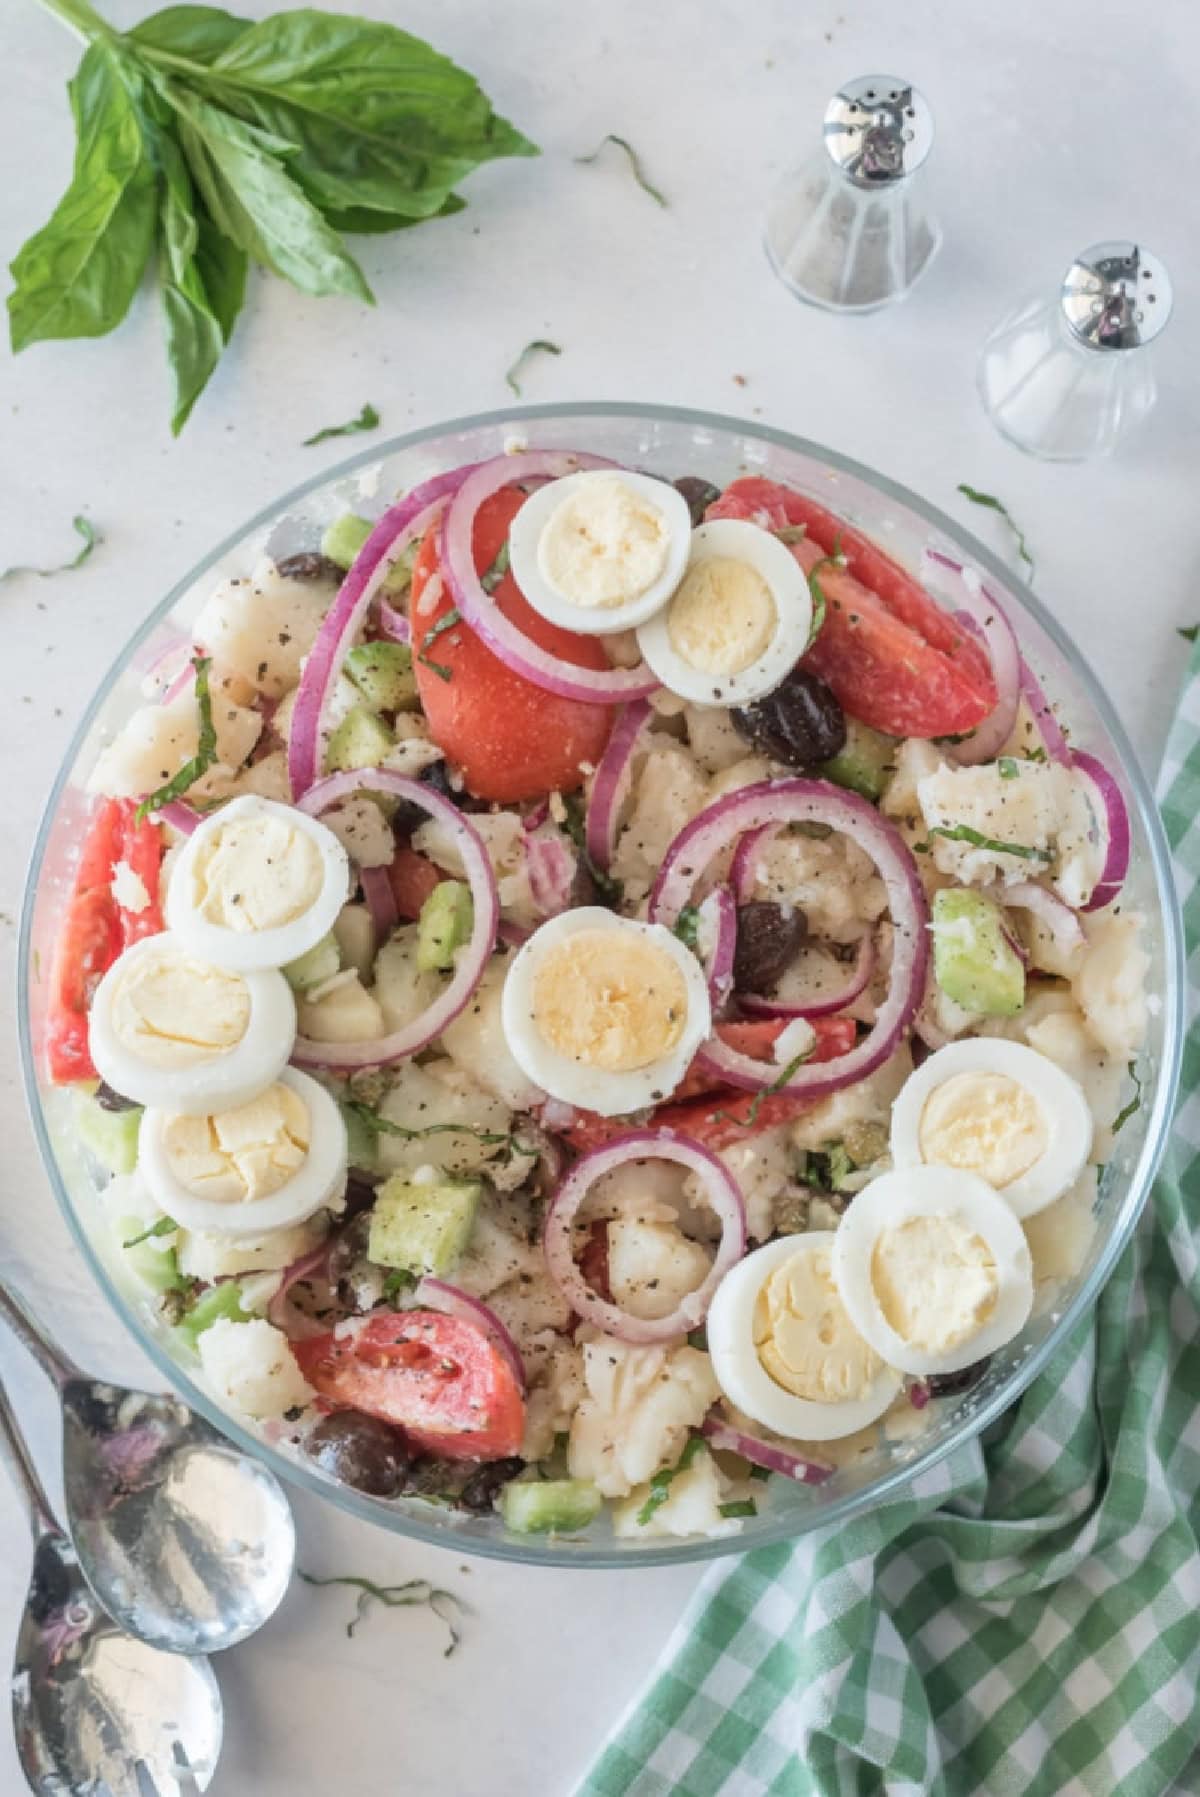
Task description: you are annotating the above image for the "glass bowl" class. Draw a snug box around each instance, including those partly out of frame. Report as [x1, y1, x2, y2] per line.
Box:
[19, 404, 1184, 1568]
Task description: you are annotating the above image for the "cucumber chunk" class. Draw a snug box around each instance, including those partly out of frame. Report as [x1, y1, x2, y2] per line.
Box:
[77, 1092, 143, 1176]
[324, 705, 394, 773]
[367, 1174, 482, 1276]
[500, 1479, 604, 1534]
[819, 719, 897, 802]
[931, 887, 1025, 1016]
[283, 932, 341, 994]
[345, 641, 418, 713]
[416, 880, 473, 972]
[320, 515, 415, 595]
[176, 1280, 251, 1348]
[117, 1215, 183, 1294]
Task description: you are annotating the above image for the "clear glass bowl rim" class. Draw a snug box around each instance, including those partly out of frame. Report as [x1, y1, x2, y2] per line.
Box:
[18, 401, 1185, 1570]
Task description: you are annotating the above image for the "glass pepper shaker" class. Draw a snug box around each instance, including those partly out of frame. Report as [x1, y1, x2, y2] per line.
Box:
[764, 75, 941, 314]
[978, 242, 1173, 461]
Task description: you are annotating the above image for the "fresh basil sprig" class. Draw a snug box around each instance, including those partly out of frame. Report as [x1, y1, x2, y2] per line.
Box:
[2, 514, 100, 582]
[135, 653, 218, 821]
[12, 0, 536, 432]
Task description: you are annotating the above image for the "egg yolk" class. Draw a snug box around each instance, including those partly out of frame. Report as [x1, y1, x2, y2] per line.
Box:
[666, 556, 777, 675]
[918, 1071, 1048, 1188]
[754, 1246, 883, 1404]
[162, 1082, 310, 1204]
[537, 475, 670, 609]
[191, 813, 324, 934]
[110, 949, 250, 1067]
[871, 1215, 998, 1353]
[532, 930, 689, 1072]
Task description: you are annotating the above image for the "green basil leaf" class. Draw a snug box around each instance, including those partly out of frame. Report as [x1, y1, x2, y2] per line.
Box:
[154, 128, 246, 433]
[321, 195, 466, 235]
[8, 43, 157, 351]
[170, 86, 372, 302]
[302, 402, 380, 447]
[129, 4, 252, 62]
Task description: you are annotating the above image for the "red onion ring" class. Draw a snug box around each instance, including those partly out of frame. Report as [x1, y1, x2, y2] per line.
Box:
[439, 453, 661, 705]
[1019, 655, 1071, 765]
[730, 822, 777, 903]
[289, 467, 477, 798]
[359, 865, 399, 941]
[740, 933, 876, 1020]
[377, 598, 411, 645]
[160, 658, 196, 706]
[544, 1132, 747, 1346]
[585, 696, 653, 870]
[650, 780, 929, 1098]
[497, 919, 533, 949]
[908, 1382, 931, 1411]
[267, 1241, 333, 1342]
[1071, 749, 1131, 912]
[701, 1415, 833, 1485]
[292, 770, 498, 1068]
[525, 832, 576, 916]
[1000, 879, 1086, 954]
[154, 800, 201, 835]
[696, 885, 736, 1010]
[412, 1277, 526, 1392]
[522, 798, 551, 833]
[923, 552, 1022, 767]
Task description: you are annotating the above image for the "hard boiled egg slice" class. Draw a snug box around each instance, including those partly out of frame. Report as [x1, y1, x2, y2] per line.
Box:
[832, 1165, 1034, 1378]
[139, 1068, 348, 1238]
[166, 795, 350, 972]
[89, 932, 296, 1114]
[635, 519, 813, 707]
[506, 470, 692, 635]
[500, 906, 711, 1115]
[707, 1233, 902, 1442]
[890, 1038, 1093, 1221]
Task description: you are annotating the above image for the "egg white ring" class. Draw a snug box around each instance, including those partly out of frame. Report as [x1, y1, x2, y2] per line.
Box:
[831, 1165, 1034, 1378]
[635, 518, 814, 708]
[889, 1037, 1094, 1220]
[165, 795, 352, 973]
[89, 932, 297, 1115]
[707, 1233, 902, 1443]
[499, 907, 712, 1117]
[506, 470, 693, 636]
[138, 1067, 348, 1238]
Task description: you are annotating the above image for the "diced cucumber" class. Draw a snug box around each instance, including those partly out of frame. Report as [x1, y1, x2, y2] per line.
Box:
[367, 1174, 482, 1276]
[931, 887, 1026, 1016]
[175, 1281, 251, 1348]
[117, 1215, 183, 1295]
[283, 932, 341, 994]
[324, 705, 394, 774]
[77, 1092, 143, 1176]
[500, 1479, 603, 1534]
[345, 641, 418, 713]
[416, 880, 473, 972]
[819, 720, 897, 802]
[320, 514, 414, 594]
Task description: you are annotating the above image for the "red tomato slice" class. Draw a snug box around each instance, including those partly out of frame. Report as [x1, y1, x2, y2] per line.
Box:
[707, 477, 996, 738]
[386, 845, 448, 921]
[293, 1310, 526, 1460]
[669, 1014, 856, 1101]
[114, 802, 165, 944]
[412, 488, 615, 802]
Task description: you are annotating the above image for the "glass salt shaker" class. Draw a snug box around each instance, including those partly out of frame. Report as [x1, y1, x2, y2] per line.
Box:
[978, 241, 1173, 461]
[764, 75, 941, 314]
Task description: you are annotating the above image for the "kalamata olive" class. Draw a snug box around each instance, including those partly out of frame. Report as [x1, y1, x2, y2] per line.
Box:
[458, 1457, 527, 1514]
[274, 551, 345, 584]
[305, 1412, 413, 1496]
[733, 901, 807, 994]
[94, 1079, 138, 1113]
[927, 1357, 991, 1399]
[673, 475, 722, 527]
[732, 667, 847, 768]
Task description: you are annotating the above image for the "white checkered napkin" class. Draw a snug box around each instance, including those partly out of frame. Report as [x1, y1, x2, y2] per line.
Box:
[578, 643, 1200, 1797]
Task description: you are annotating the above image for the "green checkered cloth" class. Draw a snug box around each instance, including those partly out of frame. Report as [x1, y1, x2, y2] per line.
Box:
[580, 652, 1200, 1797]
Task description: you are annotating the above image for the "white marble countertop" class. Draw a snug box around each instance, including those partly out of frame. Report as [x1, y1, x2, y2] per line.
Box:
[0, 1, 1195, 1791]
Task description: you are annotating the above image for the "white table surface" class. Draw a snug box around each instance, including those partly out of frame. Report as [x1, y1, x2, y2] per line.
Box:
[0, 2, 1195, 1791]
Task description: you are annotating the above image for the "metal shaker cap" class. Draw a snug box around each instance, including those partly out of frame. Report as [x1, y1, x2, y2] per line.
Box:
[822, 77, 934, 186]
[1060, 242, 1172, 349]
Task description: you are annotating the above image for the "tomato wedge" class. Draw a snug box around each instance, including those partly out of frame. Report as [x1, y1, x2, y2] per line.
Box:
[386, 845, 447, 921]
[669, 1014, 856, 1101]
[293, 1311, 526, 1461]
[412, 488, 614, 802]
[706, 477, 997, 739]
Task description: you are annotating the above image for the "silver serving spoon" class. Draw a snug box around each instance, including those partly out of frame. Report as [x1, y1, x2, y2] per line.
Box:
[0, 1278, 296, 1656]
[0, 1373, 223, 1796]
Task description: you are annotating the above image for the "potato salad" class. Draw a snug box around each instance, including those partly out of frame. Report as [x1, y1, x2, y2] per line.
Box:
[51, 451, 1149, 1541]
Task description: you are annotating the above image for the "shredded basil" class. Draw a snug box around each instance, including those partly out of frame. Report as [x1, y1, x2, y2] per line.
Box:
[561, 791, 623, 905]
[2, 514, 99, 582]
[122, 1216, 175, 1249]
[505, 339, 562, 397]
[481, 541, 511, 594]
[637, 1435, 704, 1525]
[135, 656, 218, 822]
[575, 134, 668, 208]
[927, 824, 1053, 864]
[1112, 1063, 1143, 1135]
[719, 1500, 757, 1520]
[714, 1041, 816, 1130]
[1178, 624, 1199, 644]
[298, 1572, 465, 1653]
[673, 905, 702, 953]
[956, 484, 1035, 579]
[303, 403, 380, 447]
[806, 534, 846, 647]
[383, 1268, 418, 1303]
[749, 1465, 772, 1484]
[346, 1101, 513, 1150]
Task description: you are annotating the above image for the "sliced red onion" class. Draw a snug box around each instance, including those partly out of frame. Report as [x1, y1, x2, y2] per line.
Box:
[289, 467, 477, 798]
[497, 919, 533, 949]
[923, 552, 1022, 767]
[701, 1415, 833, 1485]
[412, 1277, 526, 1392]
[544, 1132, 747, 1346]
[741, 933, 876, 1020]
[160, 658, 196, 706]
[377, 597, 411, 645]
[650, 780, 929, 1098]
[1000, 879, 1086, 954]
[1002, 924, 1030, 968]
[154, 800, 201, 835]
[525, 832, 577, 916]
[292, 770, 498, 1069]
[730, 823, 777, 903]
[1019, 655, 1071, 765]
[359, 865, 398, 941]
[439, 453, 661, 705]
[522, 798, 551, 833]
[267, 1241, 333, 1342]
[696, 885, 736, 1010]
[908, 1382, 931, 1411]
[1071, 749, 1131, 911]
[585, 696, 653, 870]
